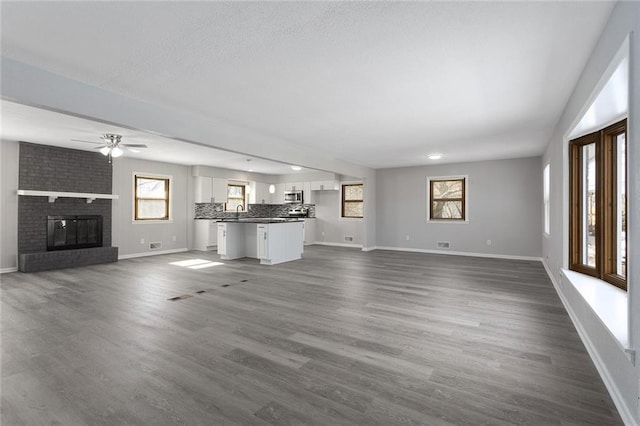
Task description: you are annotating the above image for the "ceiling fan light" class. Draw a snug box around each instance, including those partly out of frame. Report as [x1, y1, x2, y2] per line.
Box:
[111, 146, 123, 158]
[99, 146, 111, 156]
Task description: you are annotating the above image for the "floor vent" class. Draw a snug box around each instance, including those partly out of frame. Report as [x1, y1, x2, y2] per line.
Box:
[344, 236, 354, 242]
[195, 290, 206, 294]
[437, 241, 451, 249]
[167, 294, 193, 301]
[149, 242, 162, 250]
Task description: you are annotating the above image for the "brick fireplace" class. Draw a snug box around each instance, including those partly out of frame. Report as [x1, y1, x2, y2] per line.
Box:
[17, 142, 118, 272]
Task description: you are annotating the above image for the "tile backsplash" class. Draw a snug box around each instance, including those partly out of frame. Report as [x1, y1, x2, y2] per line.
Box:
[195, 203, 315, 219]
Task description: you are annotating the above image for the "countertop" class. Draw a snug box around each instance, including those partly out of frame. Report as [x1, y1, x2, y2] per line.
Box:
[214, 218, 304, 224]
[196, 217, 312, 222]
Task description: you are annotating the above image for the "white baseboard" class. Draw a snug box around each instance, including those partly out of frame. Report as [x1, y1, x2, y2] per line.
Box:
[118, 248, 189, 260]
[313, 242, 363, 249]
[0, 266, 18, 274]
[373, 245, 542, 262]
[541, 259, 635, 426]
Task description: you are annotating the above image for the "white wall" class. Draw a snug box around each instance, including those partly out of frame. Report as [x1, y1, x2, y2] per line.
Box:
[314, 189, 363, 246]
[542, 2, 639, 424]
[112, 157, 190, 257]
[0, 140, 19, 271]
[375, 157, 542, 258]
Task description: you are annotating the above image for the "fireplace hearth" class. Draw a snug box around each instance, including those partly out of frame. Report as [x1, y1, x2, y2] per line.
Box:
[47, 215, 103, 251]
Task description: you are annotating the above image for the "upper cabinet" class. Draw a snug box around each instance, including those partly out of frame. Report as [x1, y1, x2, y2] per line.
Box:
[212, 178, 228, 203]
[194, 176, 228, 203]
[194, 176, 213, 203]
[254, 182, 273, 204]
[283, 182, 303, 191]
[310, 179, 339, 191]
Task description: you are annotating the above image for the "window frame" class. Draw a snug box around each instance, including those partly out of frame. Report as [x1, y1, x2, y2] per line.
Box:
[226, 184, 246, 212]
[341, 183, 364, 219]
[134, 174, 171, 222]
[427, 176, 468, 222]
[569, 118, 627, 290]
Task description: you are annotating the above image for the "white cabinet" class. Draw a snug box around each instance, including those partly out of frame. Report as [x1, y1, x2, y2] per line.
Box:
[212, 178, 228, 203]
[255, 222, 303, 265]
[257, 225, 269, 259]
[195, 177, 228, 203]
[194, 220, 218, 251]
[273, 183, 285, 204]
[310, 180, 339, 191]
[284, 182, 303, 191]
[217, 222, 246, 260]
[194, 177, 213, 203]
[217, 223, 227, 255]
[254, 182, 272, 204]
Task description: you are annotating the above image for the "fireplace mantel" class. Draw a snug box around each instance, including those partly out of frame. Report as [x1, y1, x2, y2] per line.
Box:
[17, 189, 119, 204]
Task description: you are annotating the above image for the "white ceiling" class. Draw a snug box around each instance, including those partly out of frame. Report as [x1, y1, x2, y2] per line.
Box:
[0, 100, 308, 175]
[0, 1, 615, 169]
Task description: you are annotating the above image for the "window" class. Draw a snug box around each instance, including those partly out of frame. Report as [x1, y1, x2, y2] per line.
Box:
[569, 119, 626, 290]
[543, 164, 550, 235]
[135, 175, 170, 220]
[428, 177, 466, 221]
[342, 183, 363, 218]
[226, 184, 246, 211]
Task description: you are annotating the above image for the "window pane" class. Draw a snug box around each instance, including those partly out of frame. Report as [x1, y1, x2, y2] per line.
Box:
[137, 200, 167, 219]
[616, 133, 626, 277]
[344, 201, 363, 218]
[432, 201, 463, 219]
[228, 185, 244, 198]
[137, 178, 166, 198]
[432, 180, 462, 199]
[581, 143, 596, 267]
[344, 184, 363, 201]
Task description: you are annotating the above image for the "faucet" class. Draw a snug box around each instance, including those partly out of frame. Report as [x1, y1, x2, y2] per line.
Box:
[236, 204, 243, 218]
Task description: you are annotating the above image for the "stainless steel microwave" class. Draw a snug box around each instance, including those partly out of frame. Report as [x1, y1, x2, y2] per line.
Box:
[284, 190, 303, 204]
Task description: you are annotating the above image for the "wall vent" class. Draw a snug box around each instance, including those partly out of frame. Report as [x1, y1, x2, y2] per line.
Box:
[437, 241, 450, 249]
[344, 236, 354, 242]
[149, 242, 162, 250]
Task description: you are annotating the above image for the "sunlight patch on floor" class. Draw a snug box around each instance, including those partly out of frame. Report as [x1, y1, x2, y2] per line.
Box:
[169, 258, 224, 269]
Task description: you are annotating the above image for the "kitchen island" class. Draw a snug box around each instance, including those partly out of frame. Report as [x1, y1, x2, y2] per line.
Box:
[217, 218, 303, 265]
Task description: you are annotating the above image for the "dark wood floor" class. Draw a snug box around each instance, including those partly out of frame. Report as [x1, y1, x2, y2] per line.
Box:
[1, 246, 622, 425]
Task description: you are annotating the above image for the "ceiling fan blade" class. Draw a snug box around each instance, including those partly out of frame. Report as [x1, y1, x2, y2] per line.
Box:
[71, 138, 101, 145]
[121, 144, 147, 148]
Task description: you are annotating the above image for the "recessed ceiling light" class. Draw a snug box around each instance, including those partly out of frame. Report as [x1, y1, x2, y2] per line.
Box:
[291, 165, 302, 171]
[428, 153, 443, 160]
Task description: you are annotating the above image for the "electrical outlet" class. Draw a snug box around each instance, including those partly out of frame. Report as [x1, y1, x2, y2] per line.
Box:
[322, 231, 325, 236]
[405, 235, 410, 241]
[172, 235, 176, 241]
[486, 239, 492, 246]
[140, 238, 145, 244]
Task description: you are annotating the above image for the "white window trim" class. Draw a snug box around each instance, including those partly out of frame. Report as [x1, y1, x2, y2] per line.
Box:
[132, 172, 173, 224]
[339, 181, 364, 221]
[543, 163, 550, 237]
[426, 175, 469, 224]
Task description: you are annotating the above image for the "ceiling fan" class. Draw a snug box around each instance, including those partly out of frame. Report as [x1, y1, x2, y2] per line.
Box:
[71, 133, 148, 163]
